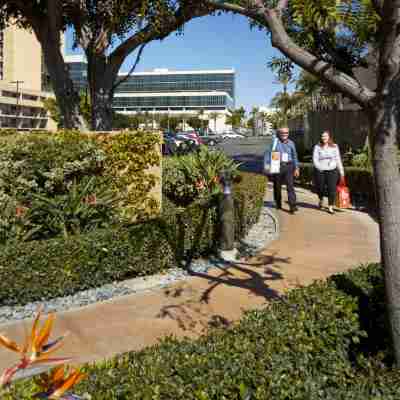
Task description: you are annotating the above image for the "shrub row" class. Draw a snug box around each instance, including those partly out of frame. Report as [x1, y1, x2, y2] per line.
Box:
[0, 172, 266, 307]
[297, 163, 376, 206]
[7, 264, 398, 399]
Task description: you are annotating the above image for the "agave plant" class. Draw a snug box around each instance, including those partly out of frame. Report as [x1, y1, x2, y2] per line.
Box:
[0, 307, 85, 399]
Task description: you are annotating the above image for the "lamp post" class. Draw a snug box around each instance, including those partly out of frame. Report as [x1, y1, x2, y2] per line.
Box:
[11, 80, 24, 128]
[219, 169, 237, 262]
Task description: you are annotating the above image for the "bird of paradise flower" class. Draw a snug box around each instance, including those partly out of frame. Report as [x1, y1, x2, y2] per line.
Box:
[0, 306, 85, 399]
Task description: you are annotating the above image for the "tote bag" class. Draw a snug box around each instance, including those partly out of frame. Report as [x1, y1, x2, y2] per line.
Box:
[263, 137, 280, 175]
[336, 178, 352, 209]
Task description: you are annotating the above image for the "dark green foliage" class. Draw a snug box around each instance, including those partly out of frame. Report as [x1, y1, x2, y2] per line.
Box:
[297, 163, 376, 206]
[0, 172, 266, 307]
[233, 173, 266, 239]
[163, 147, 241, 207]
[27, 177, 119, 239]
[7, 264, 399, 399]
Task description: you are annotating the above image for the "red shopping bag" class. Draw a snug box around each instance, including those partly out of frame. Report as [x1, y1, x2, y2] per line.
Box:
[336, 177, 352, 209]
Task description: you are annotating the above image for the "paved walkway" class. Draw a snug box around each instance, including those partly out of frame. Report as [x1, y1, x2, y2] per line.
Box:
[0, 188, 380, 370]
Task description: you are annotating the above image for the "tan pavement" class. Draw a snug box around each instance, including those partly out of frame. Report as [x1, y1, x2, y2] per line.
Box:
[0, 188, 380, 371]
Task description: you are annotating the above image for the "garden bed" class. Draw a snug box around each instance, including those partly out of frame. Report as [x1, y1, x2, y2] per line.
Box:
[0, 171, 267, 308]
[6, 263, 398, 399]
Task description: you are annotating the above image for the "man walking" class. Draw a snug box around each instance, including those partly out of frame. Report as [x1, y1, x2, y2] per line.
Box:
[272, 127, 300, 214]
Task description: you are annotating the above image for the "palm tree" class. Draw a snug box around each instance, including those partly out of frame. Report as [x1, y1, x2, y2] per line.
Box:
[209, 112, 220, 133]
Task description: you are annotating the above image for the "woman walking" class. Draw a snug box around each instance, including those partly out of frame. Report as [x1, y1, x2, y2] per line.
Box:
[313, 131, 345, 214]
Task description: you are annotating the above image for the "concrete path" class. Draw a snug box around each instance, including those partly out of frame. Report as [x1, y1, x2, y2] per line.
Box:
[0, 188, 380, 370]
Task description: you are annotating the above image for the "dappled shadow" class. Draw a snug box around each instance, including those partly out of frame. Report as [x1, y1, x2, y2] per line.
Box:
[157, 252, 290, 333]
[188, 254, 289, 304]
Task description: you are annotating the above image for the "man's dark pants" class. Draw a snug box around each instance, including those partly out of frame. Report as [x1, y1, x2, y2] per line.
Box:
[273, 162, 297, 209]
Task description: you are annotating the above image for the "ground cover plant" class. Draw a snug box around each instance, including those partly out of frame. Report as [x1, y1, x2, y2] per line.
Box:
[4, 263, 398, 399]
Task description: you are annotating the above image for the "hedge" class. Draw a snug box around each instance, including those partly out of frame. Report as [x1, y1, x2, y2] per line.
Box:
[0, 172, 267, 307]
[297, 163, 376, 206]
[6, 264, 399, 399]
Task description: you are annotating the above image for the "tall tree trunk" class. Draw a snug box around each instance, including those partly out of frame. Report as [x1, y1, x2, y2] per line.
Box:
[34, 25, 85, 131]
[369, 99, 400, 364]
[87, 54, 115, 131]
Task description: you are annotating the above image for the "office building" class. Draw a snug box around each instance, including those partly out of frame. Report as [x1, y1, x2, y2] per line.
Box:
[65, 55, 235, 133]
[0, 25, 56, 130]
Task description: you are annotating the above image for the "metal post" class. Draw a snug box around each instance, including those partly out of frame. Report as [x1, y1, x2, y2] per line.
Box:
[219, 169, 237, 261]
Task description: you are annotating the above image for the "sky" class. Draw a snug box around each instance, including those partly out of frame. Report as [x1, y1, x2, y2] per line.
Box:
[66, 13, 289, 113]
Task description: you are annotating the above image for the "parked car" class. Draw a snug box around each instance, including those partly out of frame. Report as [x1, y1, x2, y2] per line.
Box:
[222, 132, 245, 139]
[176, 131, 204, 145]
[199, 133, 223, 146]
[162, 131, 199, 156]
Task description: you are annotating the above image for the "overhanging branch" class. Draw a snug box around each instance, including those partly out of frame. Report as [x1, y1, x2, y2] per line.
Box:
[109, 3, 214, 76]
[209, 0, 376, 106]
[112, 43, 146, 92]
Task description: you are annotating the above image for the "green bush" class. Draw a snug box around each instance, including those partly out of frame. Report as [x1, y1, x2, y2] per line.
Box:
[0, 172, 266, 307]
[0, 130, 161, 243]
[163, 146, 240, 206]
[7, 264, 399, 399]
[297, 163, 376, 206]
[162, 157, 199, 206]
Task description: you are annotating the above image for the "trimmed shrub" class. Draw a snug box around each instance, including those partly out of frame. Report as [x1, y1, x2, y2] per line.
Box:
[297, 163, 376, 206]
[6, 264, 399, 399]
[0, 172, 266, 307]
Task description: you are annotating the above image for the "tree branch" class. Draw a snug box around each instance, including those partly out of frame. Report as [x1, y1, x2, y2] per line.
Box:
[265, 9, 375, 105]
[109, 3, 214, 76]
[209, 0, 376, 106]
[112, 43, 146, 92]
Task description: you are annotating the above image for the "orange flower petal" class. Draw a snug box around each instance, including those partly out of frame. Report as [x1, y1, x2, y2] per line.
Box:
[51, 365, 66, 383]
[34, 313, 55, 352]
[51, 370, 86, 398]
[28, 306, 43, 354]
[0, 334, 21, 353]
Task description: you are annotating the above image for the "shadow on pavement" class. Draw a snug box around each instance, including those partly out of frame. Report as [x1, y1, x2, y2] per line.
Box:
[157, 252, 290, 333]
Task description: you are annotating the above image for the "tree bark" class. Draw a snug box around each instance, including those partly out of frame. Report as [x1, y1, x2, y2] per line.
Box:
[30, 4, 85, 131]
[40, 38, 86, 130]
[369, 103, 400, 364]
[87, 54, 116, 131]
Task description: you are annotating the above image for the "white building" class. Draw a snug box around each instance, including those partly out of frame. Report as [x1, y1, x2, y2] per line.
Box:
[65, 55, 235, 133]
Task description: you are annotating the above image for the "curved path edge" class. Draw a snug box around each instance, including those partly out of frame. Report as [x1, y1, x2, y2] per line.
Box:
[0, 188, 379, 371]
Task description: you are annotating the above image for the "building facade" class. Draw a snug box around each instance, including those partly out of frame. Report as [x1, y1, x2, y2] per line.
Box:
[65, 55, 235, 133]
[0, 25, 56, 130]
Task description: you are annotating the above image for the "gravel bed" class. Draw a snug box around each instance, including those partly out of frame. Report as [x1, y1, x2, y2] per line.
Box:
[0, 204, 278, 325]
